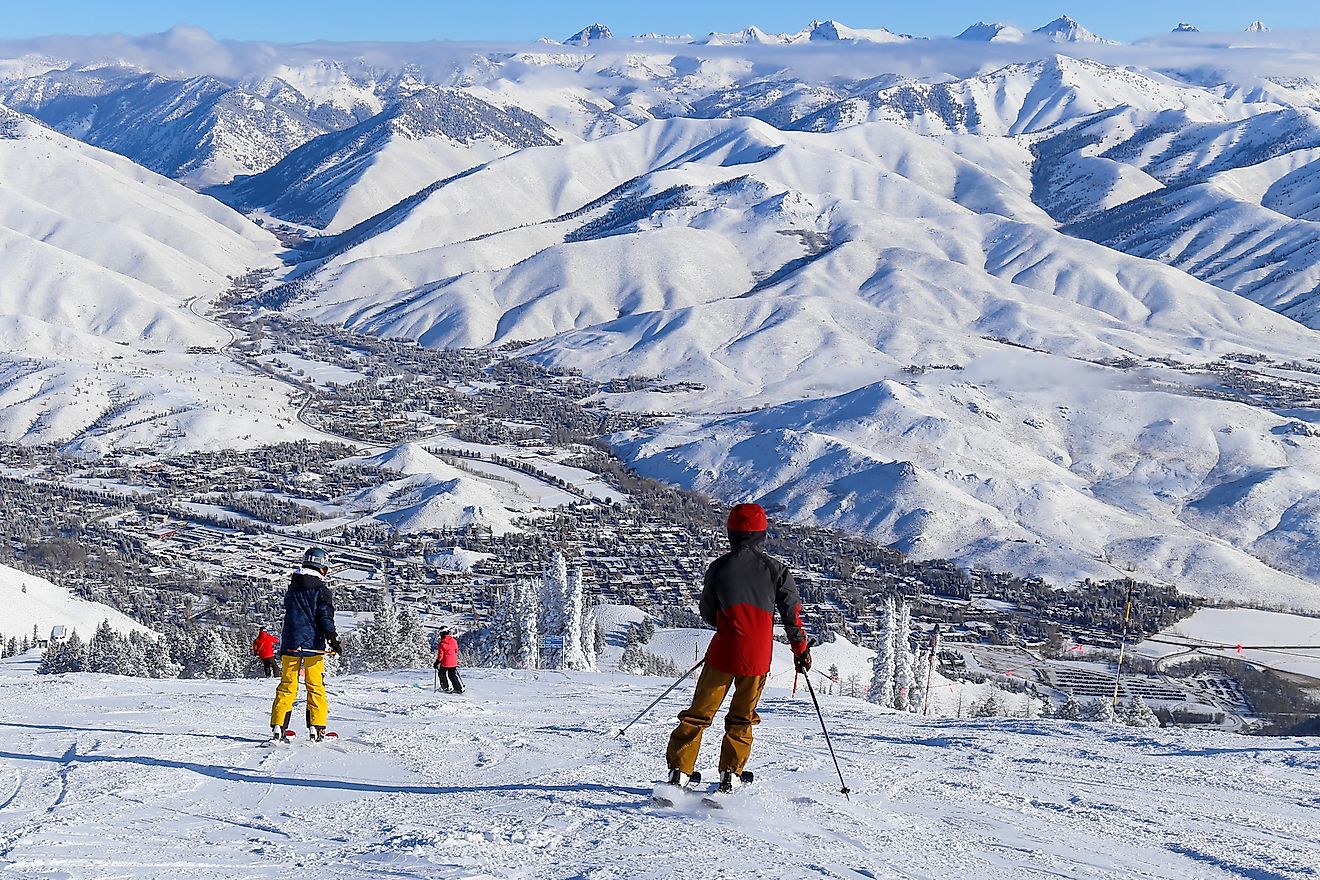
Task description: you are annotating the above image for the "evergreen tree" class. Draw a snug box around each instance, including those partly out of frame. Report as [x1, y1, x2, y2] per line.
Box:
[189, 631, 241, 679]
[516, 579, 540, 669]
[1055, 695, 1083, 721]
[909, 647, 929, 714]
[125, 630, 152, 677]
[350, 589, 403, 672]
[894, 600, 915, 711]
[3, 636, 16, 658]
[827, 663, 841, 696]
[395, 606, 432, 669]
[38, 630, 86, 674]
[539, 552, 569, 668]
[970, 691, 1003, 717]
[1124, 695, 1161, 728]
[144, 634, 181, 679]
[866, 597, 896, 707]
[85, 619, 131, 675]
[579, 603, 599, 671]
[562, 565, 586, 670]
[1085, 698, 1119, 724]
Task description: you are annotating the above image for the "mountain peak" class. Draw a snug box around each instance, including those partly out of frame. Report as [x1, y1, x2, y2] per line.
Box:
[956, 21, 1025, 42]
[1245, 20, 1270, 33]
[799, 19, 909, 43]
[1033, 15, 1115, 44]
[563, 24, 612, 45]
[1172, 22, 1199, 33]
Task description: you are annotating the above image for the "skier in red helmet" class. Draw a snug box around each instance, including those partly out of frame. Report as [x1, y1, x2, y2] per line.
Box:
[665, 502, 811, 794]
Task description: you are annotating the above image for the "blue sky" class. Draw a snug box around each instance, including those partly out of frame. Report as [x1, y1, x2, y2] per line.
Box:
[1, 1, 1316, 43]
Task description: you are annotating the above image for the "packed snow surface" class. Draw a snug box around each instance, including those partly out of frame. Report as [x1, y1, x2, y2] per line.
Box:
[0, 660, 1317, 878]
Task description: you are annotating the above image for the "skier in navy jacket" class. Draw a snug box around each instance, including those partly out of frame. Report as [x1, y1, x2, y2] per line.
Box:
[269, 547, 342, 741]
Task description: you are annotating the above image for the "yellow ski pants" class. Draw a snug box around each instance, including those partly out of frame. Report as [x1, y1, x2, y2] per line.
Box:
[666, 664, 767, 776]
[270, 654, 328, 728]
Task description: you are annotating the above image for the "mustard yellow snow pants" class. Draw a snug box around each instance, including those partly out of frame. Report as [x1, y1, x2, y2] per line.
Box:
[270, 654, 328, 728]
[666, 664, 767, 776]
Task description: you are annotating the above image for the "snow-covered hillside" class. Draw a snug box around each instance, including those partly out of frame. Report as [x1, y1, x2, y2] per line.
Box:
[4, 23, 1320, 604]
[0, 564, 148, 641]
[0, 661, 1316, 878]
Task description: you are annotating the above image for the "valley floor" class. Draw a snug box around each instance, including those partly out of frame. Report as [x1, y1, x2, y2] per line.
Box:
[0, 658, 1317, 879]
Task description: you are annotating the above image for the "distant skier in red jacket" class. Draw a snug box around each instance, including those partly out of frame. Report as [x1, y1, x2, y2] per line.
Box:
[666, 503, 810, 793]
[434, 628, 463, 694]
[252, 627, 278, 678]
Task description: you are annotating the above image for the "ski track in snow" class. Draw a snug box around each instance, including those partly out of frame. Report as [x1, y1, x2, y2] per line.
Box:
[0, 666, 1317, 879]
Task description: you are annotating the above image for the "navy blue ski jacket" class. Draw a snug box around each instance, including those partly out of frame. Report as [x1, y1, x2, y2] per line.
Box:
[280, 568, 337, 658]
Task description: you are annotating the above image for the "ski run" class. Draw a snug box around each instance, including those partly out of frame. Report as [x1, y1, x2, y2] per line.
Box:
[1, 654, 1317, 879]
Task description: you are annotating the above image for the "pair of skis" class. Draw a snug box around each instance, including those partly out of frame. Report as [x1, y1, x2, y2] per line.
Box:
[651, 771, 754, 810]
[261, 729, 339, 747]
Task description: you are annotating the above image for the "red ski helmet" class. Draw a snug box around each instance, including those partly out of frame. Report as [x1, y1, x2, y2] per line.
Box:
[727, 503, 768, 533]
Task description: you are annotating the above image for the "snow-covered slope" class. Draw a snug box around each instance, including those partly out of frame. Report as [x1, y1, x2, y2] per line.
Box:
[211, 87, 561, 232]
[0, 65, 333, 185]
[0, 563, 148, 640]
[0, 663, 1315, 878]
[790, 56, 1236, 136]
[0, 105, 326, 452]
[266, 111, 1320, 605]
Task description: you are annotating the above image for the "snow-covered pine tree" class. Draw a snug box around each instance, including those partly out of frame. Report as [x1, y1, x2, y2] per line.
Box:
[38, 630, 86, 674]
[539, 552, 569, 668]
[1055, 694, 1083, 721]
[3, 636, 16, 658]
[516, 579, 540, 669]
[827, 663, 841, 696]
[970, 691, 1003, 717]
[189, 631, 241, 679]
[894, 600, 915, 711]
[866, 597, 896, 707]
[1124, 695, 1161, 728]
[909, 647, 928, 714]
[125, 630, 152, 677]
[562, 564, 585, 670]
[1085, 698, 1119, 724]
[579, 602, 598, 671]
[144, 634, 181, 679]
[395, 606, 432, 669]
[86, 619, 131, 675]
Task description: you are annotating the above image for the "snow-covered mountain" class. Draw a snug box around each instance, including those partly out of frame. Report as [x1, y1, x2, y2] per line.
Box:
[0, 65, 336, 185]
[4, 27, 1320, 605]
[210, 87, 561, 231]
[1032, 16, 1117, 44]
[0, 104, 325, 452]
[957, 22, 1025, 43]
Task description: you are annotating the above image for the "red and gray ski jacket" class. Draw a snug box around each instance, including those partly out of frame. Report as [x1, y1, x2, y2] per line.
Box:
[436, 634, 459, 669]
[700, 532, 808, 677]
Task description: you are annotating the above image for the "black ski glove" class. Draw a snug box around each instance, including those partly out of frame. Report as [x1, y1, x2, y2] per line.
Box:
[794, 648, 812, 673]
[327, 634, 343, 656]
[432, 660, 440, 669]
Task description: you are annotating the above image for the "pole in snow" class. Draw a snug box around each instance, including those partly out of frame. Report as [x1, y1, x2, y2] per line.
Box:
[921, 624, 941, 716]
[614, 658, 705, 738]
[1111, 582, 1135, 706]
[802, 673, 851, 800]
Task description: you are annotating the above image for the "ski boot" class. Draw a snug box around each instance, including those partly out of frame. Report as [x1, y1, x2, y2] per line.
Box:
[652, 769, 702, 808]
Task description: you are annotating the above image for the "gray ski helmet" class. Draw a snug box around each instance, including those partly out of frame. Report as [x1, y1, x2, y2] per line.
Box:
[302, 547, 330, 570]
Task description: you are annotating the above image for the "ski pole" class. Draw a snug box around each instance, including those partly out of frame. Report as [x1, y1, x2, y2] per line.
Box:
[802, 672, 852, 799]
[614, 658, 705, 738]
[434, 667, 439, 693]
